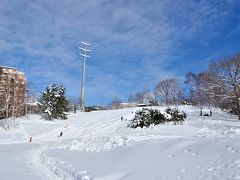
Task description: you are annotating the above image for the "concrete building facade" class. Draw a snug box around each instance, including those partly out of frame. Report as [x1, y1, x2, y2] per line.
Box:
[0, 66, 26, 118]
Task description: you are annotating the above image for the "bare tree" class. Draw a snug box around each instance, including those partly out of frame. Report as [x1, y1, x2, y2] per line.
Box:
[0, 73, 10, 129]
[204, 55, 240, 119]
[169, 79, 182, 105]
[142, 89, 155, 104]
[155, 79, 171, 105]
[109, 96, 123, 109]
[128, 92, 145, 103]
[128, 94, 135, 103]
[25, 81, 41, 115]
[185, 72, 209, 107]
[155, 79, 182, 105]
[135, 92, 144, 103]
[128, 89, 156, 105]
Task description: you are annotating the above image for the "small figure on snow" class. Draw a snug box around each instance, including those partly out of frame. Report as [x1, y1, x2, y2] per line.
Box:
[121, 116, 123, 121]
[74, 105, 77, 114]
[29, 136, 32, 143]
[58, 131, 63, 138]
[200, 110, 203, 116]
[210, 110, 212, 116]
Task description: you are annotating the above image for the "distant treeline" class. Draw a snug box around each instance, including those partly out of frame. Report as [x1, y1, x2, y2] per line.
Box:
[112, 53, 240, 120]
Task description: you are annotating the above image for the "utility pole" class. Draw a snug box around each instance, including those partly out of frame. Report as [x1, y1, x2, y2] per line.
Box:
[79, 41, 91, 111]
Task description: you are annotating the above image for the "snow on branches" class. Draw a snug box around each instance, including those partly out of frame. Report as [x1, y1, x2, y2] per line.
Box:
[40, 83, 69, 120]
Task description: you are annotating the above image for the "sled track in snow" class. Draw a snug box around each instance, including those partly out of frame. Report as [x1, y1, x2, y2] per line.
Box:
[40, 152, 92, 180]
[29, 145, 92, 180]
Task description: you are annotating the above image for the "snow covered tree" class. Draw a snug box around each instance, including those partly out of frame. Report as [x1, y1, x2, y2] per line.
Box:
[40, 84, 68, 120]
[204, 55, 240, 119]
[131, 108, 165, 128]
[55, 84, 68, 119]
[186, 53, 240, 119]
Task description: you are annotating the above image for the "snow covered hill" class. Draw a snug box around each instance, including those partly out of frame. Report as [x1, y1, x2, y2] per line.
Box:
[0, 106, 240, 180]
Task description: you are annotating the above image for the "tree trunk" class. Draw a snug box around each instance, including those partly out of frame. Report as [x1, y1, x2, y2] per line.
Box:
[234, 86, 240, 120]
[165, 95, 168, 105]
[236, 103, 240, 120]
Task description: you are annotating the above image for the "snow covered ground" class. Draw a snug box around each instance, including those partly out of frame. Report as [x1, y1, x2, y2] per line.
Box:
[0, 106, 240, 180]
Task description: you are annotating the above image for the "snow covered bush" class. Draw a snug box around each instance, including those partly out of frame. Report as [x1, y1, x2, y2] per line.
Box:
[131, 108, 165, 128]
[164, 107, 186, 123]
[40, 84, 69, 120]
[131, 108, 186, 128]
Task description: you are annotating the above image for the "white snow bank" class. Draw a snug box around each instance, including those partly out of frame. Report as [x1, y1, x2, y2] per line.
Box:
[59, 135, 131, 152]
[45, 138, 240, 180]
[40, 152, 92, 180]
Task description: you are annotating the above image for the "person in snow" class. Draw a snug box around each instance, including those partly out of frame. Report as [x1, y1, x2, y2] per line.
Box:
[58, 131, 63, 138]
[210, 110, 212, 116]
[29, 136, 32, 143]
[74, 105, 77, 113]
[121, 116, 123, 121]
[200, 110, 203, 116]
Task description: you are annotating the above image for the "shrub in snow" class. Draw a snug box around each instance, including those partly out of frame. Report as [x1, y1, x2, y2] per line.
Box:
[40, 83, 69, 120]
[131, 108, 186, 128]
[131, 108, 165, 128]
[164, 107, 186, 123]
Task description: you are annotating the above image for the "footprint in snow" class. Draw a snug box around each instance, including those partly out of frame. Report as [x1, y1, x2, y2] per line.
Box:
[191, 152, 197, 156]
[77, 171, 92, 180]
[82, 176, 91, 180]
[223, 145, 238, 153]
[196, 165, 202, 169]
[176, 175, 183, 179]
[184, 149, 197, 156]
[230, 149, 238, 153]
[234, 160, 240, 167]
[184, 149, 191, 154]
[167, 154, 174, 158]
[207, 167, 216, 172]
[180, 169, 187, 173]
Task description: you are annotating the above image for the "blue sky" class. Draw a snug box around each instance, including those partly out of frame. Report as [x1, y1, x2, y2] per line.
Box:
[0, 0, 240, 105]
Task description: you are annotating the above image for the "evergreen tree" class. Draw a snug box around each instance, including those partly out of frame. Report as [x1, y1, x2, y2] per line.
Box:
[40, 83, 69, 120]
[56, 84, 68, 119]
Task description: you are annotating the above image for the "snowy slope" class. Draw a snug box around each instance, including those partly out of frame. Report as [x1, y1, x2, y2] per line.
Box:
[0, 106, 240, 180]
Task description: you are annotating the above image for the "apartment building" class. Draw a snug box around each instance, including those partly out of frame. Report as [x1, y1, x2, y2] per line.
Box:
[0, 66, 26, 118]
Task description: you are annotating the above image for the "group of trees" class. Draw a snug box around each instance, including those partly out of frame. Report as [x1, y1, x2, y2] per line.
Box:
[128, 89, 155, 104]
[185, 54, 240, 119]
[127, 79, 183, 106]
[126, 53, 239, 120]
[155, 79, 184, 105]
